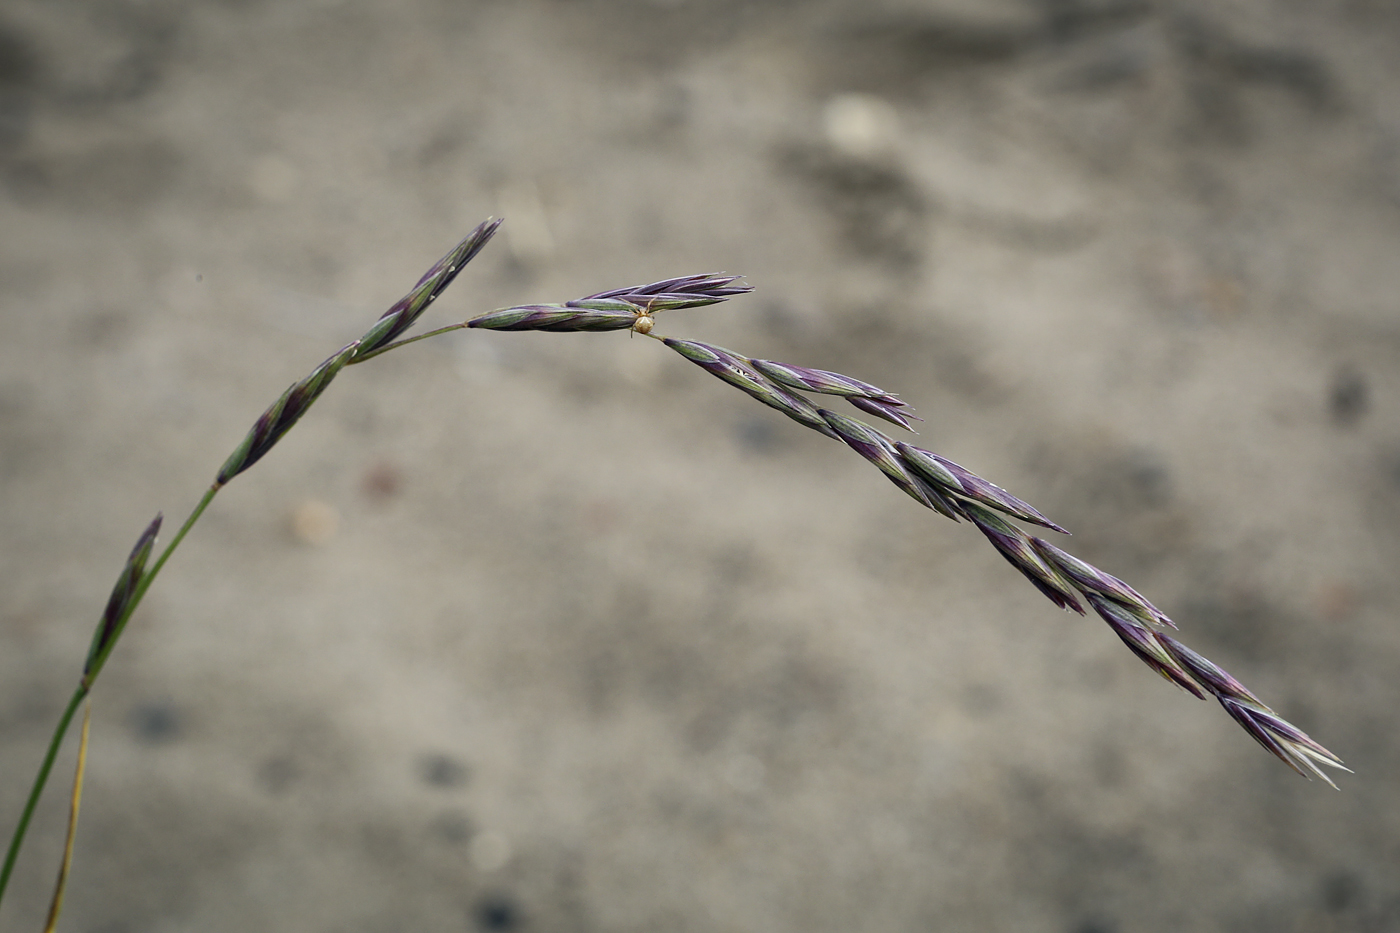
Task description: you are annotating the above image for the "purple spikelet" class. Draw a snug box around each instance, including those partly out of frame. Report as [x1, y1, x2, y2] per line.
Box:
[216, 342, 359, 485]
[663, 338, 840, 439]
[1084, 593, 1206, 698]
[84, 513, 162, 680]
[749, 359, 919, 430]
[819, 409, 938, 509]
[1033, 538, 1175, 629]
[1157, 634, 1348, 786]
[582, 273, 752, 311]
[896, 443, 1067, 533]
[355, 219, 502, 358]
[469, 274, 752, 333]
[959, 501, 1084, 613]
[468, 306, 639, 332]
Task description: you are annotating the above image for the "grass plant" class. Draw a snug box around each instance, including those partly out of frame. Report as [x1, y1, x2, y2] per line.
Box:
[0, 218, 1347, 927]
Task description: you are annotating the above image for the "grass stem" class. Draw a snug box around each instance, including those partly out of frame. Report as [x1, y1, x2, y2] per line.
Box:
[42, 699, 90, 933]
[0, 686, 86, 906]
[347, 322, 469, 365]
[2, 483, 220, 913]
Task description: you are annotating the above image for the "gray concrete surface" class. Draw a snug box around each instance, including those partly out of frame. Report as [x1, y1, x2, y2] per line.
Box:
[2, 1, 1399, 931]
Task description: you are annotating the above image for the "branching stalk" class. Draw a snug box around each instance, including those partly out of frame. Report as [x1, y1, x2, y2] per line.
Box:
[0, 220, 1346, 927]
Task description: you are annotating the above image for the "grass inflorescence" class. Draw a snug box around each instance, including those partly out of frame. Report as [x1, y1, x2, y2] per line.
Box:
[0, 217, 1346, 929]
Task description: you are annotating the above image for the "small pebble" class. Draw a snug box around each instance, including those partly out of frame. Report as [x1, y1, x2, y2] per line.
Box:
[362, 461, 402, 499]
[290, 499, 339, 545]
[469, 830, 512, 872]
[249, 153, 300, 203]
[724, 753, 766, 793]
[823, 93, 900, 162]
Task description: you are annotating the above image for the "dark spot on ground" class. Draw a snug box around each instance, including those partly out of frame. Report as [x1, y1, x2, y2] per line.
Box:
[735, 417, 778, 455]
[1321, 869, 1363, 913]
[1329, 365, 1368, 425]
[474, 893, 521, 931]
[257, 755, 298, 795]
[362, 460, 403, 499]
[0, 21, 39, 147]
[1071, 920, 1118, 933]
[419, 752, 469, 788]
[129, 701, 180, 744]
[432, 810, 472, 844]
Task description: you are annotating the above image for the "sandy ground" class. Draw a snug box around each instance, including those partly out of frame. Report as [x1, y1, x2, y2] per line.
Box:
[2, 1, 1399, 931]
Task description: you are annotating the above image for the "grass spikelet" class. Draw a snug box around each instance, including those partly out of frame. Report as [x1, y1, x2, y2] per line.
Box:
[468, 275, 752, 334]
[748, 358, 918, 430]
[847, 395, 921, 430]
[354, 219, 502, 358]
[1032, 538, 1175, 629]
[216, 342, 359, 485]
[1083, 592, 1206, 698]
[581, 273, 752, 311]
[896, 443, 1066, 533]
[818, 409, 939, 508]
[467, 305, 639, 331]
[83, 514, 162, 680]
[663, 338, 840, 439]
[958, 500, 1084, 613]
[1215, 697, 1349, 787]
[1157, 633, 1348, 785]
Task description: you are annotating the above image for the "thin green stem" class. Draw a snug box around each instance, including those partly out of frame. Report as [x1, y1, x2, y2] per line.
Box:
[349, 322, 469, 365]
[1, 483, 220, 914]
[0, 686, 86, 907]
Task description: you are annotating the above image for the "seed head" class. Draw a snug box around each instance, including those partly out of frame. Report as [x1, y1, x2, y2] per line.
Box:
[582, 273, 752, 311]
[959, 500, 1084, 613]
[1032, 538, 1174, 628]
[646, 325, 1343, 787]
[750, 359, 919, 429]
[1215, 695, 1349, 787]
[355, 218, 502, 358]
[897, 443, 1067, 533]
[467, 306, 638, 332]
[663, 338, 839, 439]
[216, 341, 359, 485]
[84, 513, 162, 678]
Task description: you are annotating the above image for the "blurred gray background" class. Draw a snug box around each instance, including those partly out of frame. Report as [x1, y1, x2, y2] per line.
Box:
[2, 0, 1398, 931]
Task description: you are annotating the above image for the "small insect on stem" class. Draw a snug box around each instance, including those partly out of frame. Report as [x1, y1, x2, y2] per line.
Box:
[630, 301, 656, 337]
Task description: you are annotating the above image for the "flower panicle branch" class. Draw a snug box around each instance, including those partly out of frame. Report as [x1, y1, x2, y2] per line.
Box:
[7, 216, 1351, 926]
[614, 328, 1343, 786]
[467, 273, 753, 333]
